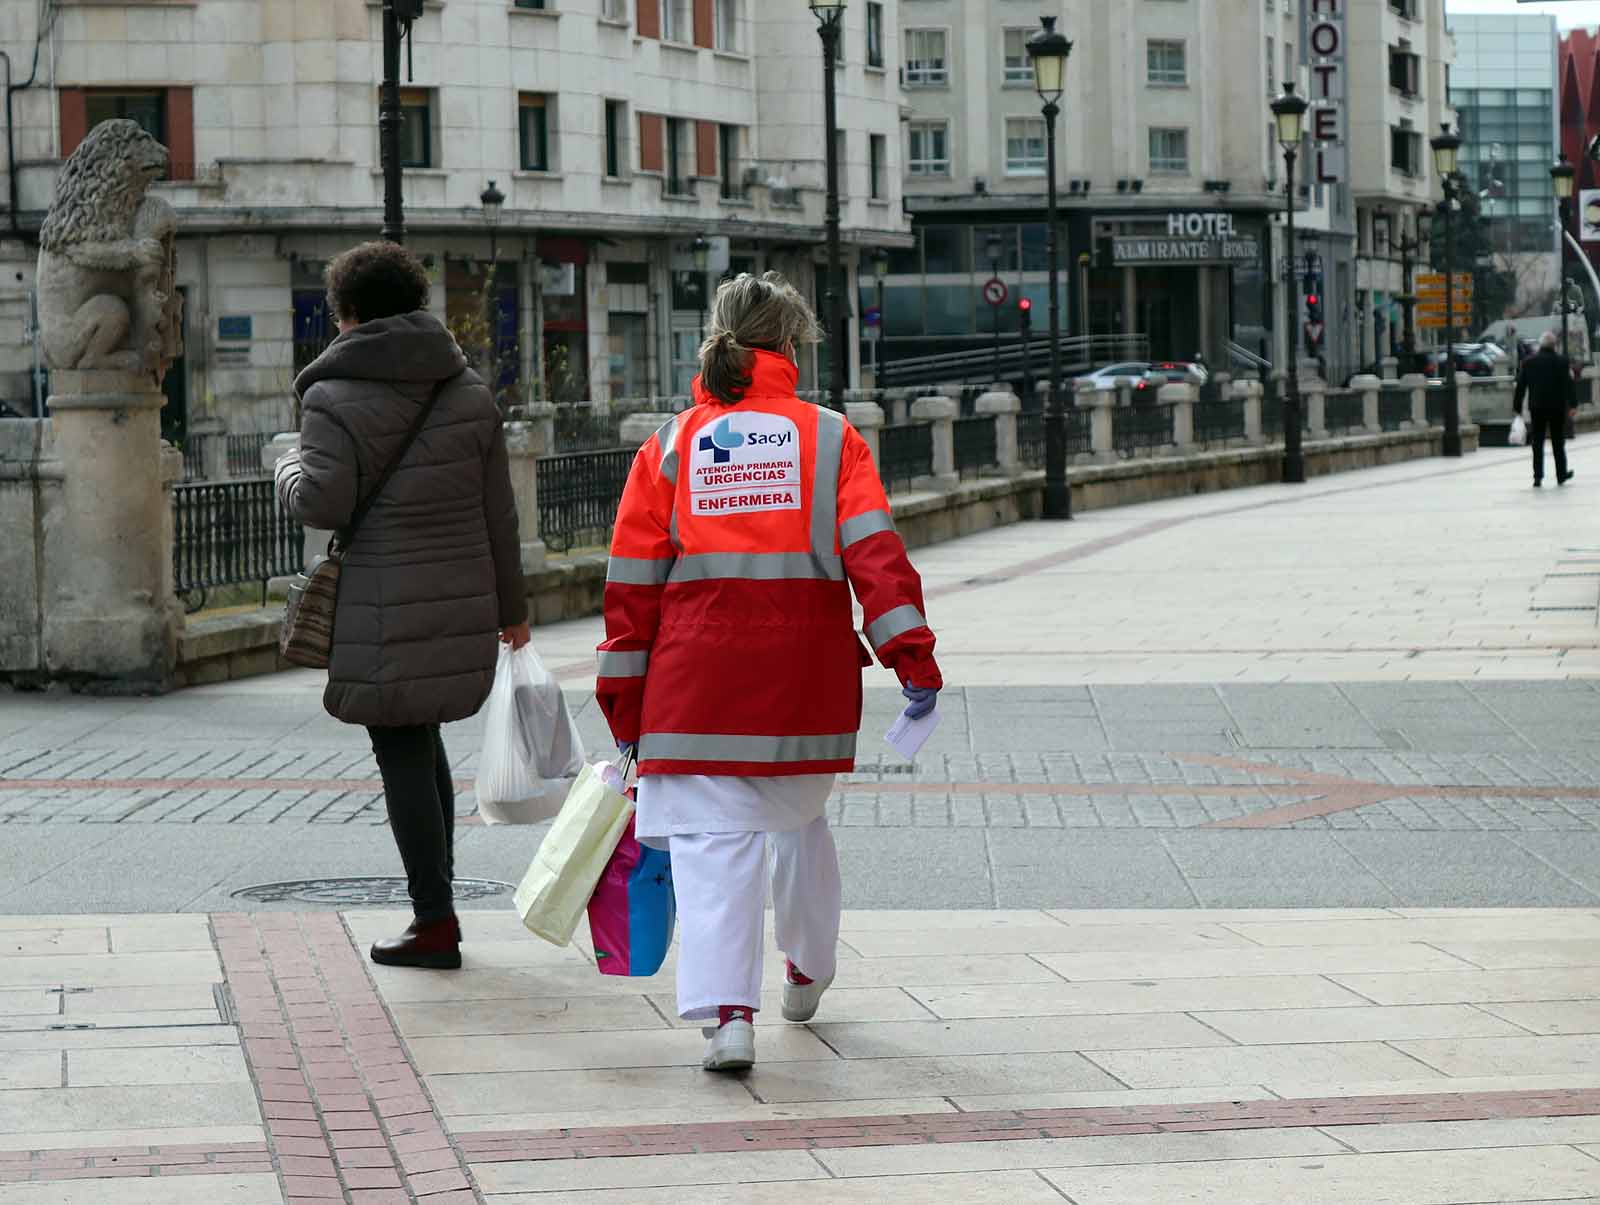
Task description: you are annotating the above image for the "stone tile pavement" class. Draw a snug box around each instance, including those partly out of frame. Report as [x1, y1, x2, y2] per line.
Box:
[5, 908, 1600, 1202]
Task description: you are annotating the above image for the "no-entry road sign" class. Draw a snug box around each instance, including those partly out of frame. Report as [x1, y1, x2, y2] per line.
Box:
[982, 277, 1008, 306]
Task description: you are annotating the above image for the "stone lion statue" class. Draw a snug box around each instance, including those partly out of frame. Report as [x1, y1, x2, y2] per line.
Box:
[36, 119, 183, 386]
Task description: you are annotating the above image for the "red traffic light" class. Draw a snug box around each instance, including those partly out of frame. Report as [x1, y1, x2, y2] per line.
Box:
[1306, 294, 1319, 306]
[1018, 297, 1032, 311]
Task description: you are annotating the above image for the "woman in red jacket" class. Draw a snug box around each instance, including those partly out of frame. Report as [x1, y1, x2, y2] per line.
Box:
[598, 273, 941, 1071]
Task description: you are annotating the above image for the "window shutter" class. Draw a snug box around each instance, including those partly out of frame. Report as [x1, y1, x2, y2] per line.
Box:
[693, 0, 713, 48]
[639, 113, 665, 172]
[165, 86, 195, 180]
[696, 119, 717, 178]
[59, 88, 87, 158]
[637, 0, 660, 39]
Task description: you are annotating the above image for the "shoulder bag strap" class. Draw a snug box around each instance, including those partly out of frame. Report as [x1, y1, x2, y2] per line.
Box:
[339, 372, 457, 546]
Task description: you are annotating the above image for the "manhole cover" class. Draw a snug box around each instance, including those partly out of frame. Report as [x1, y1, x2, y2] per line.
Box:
[230, 877, 514, 905]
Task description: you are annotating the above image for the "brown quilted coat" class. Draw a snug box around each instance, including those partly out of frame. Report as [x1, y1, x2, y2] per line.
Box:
[277, 312, 527, 728]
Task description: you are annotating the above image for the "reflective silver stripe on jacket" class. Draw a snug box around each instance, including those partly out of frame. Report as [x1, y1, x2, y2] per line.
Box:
[839, 508, 895, 550]
[596, 649, 649, 678]
[639, 731, 857, 763]
[811, 408, 845, 577]
[607, 556, 675, 585]
[669, 551, 839, 582]
[865, 604, 928, 650]
[655, 414, 681, 483]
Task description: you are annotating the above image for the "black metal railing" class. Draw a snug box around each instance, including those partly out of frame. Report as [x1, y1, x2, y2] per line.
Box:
[952, 416, 998, 479]
[181, 439, 205, 482]
[1113, 402, 1176, 453]
[227, 433, 270, 478]
[878, 423, 934, 494]
[173, 479, 303, 613]
[1193, 397, 1246, 444]
[1260, 385, 1311, 438]
[1323, 389, 1366, 433]
[1379, 388, 1412, 431]
[535, 448, 636, 554]
[1424, 386, 1447, 426]
[1019, 408, 1092, 467]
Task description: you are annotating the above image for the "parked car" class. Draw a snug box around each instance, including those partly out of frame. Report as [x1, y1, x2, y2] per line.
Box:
[1419, 348, 1495, 379]
[1077, 362, 1162, 392]
[1148, 360, 1210, 387]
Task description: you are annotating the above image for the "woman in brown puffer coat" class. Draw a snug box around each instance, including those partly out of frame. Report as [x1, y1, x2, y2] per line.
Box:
[275, 241, 529, 970]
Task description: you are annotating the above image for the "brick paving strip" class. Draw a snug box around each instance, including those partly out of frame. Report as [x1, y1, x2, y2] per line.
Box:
[0, 1142, 275, 1186]
[456, 1088, 1600, 1164]
[210, 911, 479, 1204]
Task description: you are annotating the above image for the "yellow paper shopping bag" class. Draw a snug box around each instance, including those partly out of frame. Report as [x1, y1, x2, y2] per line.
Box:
[514, 761, 635, 946]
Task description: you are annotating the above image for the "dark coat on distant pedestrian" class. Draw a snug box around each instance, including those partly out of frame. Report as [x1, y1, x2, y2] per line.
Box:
[276, 312, 528, 728]
[1514, 347, 1578, 417]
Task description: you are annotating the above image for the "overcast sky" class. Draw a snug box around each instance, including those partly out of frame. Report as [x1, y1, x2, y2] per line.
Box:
[1449, 0, 1600, 27]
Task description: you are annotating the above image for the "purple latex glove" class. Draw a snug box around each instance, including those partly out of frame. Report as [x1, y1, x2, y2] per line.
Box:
[901, 685, 939, 720]
[616, 740, 638, 761]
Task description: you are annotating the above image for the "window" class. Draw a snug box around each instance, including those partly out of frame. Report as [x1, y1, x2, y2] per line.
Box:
[600, 0, 625, 17]
[662, 0, 691, 43]
[519, 93, 551, 172]
[1266, 37, 1274, 94]
[1004, 116, 1046, 176]
[907, 120, 949, 176]
[870, 133, 886, 199]
[716, 0, 738, 51]
[1149, 126, 1189, 173]
[1284, 41, 1293, 91]
[399, 88, 432, 168]
[666, 117, 692, 194]
[1388, 0, 1416, 18]
[604, 99, 625, 177]
[1147, 40, 1187, 86]
[1388, 45, 1420, 97]
[866, 2, 884, 68]
[904, 28, 948, 87]
[1003, 29, 1033, 85]
[720, 123, 743, 199]
[512, 0, 546, 8]
[81, 89, 192, 180]
[1391, 123, 1422, 175]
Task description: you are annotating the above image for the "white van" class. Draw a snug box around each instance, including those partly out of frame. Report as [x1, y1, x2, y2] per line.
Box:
[1481, 315, 1589, 362]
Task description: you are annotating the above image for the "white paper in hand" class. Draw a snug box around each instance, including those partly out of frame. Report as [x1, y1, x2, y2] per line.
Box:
[885, 707, 940, 759]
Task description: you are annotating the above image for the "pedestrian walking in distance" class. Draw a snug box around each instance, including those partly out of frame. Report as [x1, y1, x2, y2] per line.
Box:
[597, 272, 943, 1072]
[1513, 330, 1578, 488]
[276, 242, 530, 969]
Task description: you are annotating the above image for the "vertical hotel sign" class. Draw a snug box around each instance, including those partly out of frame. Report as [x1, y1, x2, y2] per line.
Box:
[1309, 0, 1345, 184]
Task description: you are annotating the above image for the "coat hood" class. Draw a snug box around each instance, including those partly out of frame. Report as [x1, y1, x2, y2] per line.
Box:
[294, 311, 468, 398]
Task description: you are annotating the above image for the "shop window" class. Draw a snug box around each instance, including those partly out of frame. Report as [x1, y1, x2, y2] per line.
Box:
[904, 29, 948, 87]
[907, 120, 949, 177]
[1149, 127, 1189, 173]
[923, 225, 969, 275]
[519, 94, 553, 172]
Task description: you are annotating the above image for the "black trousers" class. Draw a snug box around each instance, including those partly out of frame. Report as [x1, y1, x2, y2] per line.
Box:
[1530, 407, 1570, 484]
[368, 725, 455, 923]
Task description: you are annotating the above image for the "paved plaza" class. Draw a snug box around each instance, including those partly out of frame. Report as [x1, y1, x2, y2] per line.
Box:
[5, 447, 1600, 1201]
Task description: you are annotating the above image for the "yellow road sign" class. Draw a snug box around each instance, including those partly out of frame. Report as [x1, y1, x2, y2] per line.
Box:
[1415, 272, 1472, 289]
[1416, 314, 1462, 329]
[1417, 288, 1474, 303]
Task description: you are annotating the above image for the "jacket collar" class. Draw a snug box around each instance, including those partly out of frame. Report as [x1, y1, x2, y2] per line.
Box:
[295, 311, 468, 399]
[692, 348, 800, 406]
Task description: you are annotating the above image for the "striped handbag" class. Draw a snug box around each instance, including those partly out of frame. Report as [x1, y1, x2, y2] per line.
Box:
[278, 375, 453, 670]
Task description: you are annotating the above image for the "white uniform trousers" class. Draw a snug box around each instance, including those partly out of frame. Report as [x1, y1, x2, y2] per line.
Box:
[669, 817, 841, 1022]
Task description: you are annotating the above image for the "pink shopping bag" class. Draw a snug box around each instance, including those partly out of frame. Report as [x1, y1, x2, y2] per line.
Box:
[587, 815, 675, 977]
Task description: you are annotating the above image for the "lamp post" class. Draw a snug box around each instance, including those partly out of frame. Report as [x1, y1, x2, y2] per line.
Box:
[478, 179, 506, 400]
[1552, 153, 1576, 367]
[379, 0, 425, 244]
[692, 233, 711, 344]
[872, 247, 889, 389]
[480, 179, 505, 269]
[987, 230, 1004, 383]
[1431, 123, 1463, 458]
[810, 0, 847, 409]
[1026, 15, 1073, 521]
[1271, 81, 1309, 484]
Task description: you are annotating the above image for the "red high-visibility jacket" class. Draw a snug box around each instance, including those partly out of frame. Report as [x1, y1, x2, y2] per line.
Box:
[597, 350, 941, 778]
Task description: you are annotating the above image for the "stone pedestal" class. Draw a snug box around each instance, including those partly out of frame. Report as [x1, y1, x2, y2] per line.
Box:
[1084, 385, 1116, 461]
[1301, 378, 1327, 439]
[910, 395, 958, 483]
[1161, 383, 1195, 448]
[845, 401, 885, 464]
[975, 390, 1021, 472]
[619, 413, 675, 449]
[40, 371, 181, 689]
[1380, 356, 1400, 381]
[1233, 380, 1264, 444]
[505, 408, 554, 575]
[1351, 374, 1382, 433]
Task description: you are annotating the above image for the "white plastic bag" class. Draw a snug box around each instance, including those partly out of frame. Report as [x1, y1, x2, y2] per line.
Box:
[1510, 412, 1528, 446]
[475, 644, 586, 825]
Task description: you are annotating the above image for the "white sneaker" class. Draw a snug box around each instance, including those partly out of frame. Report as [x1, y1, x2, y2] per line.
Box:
[781, 967, 834, 1023]
[701, 1018, 756, 1071]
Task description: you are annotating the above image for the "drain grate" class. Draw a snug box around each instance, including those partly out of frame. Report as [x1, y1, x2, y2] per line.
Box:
[230, 876, 514, 905]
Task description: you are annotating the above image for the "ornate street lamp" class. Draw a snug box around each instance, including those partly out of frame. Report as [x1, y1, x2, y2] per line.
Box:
[692, 233, 711, 341]
[1553, 153, 1577, 366]
[1270, 81, 1309, 484]
[479, 179, 506, 267]
[811, 0, 847, 409]
[380, 0, 426, 243]
[1027, 14, 1073, 520]
[1431, 123, 1463, 457]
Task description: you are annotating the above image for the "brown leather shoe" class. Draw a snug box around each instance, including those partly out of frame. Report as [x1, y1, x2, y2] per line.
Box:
[370, 916, 461, 970]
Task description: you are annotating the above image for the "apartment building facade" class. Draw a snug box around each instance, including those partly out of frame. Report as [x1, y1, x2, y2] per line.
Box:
[892, 0, 1451, 382]
[0, 0, 909, 437]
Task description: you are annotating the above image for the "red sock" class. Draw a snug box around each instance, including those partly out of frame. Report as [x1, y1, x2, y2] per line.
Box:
[786, 960, 814, 986]
[718, 1005, 755, 1027]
